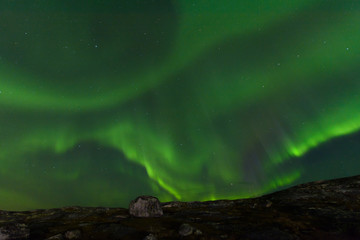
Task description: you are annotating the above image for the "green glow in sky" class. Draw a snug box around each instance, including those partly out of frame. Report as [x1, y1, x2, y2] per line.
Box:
[1, 0, 360, 210]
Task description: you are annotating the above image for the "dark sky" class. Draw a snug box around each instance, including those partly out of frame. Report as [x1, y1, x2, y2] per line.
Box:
[0, 0, 360, 210]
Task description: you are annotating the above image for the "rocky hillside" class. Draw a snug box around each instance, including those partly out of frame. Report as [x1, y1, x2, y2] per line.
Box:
[1, 175, 360, 240]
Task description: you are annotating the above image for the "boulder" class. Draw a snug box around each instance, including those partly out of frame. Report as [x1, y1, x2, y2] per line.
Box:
[129, 196, 163, 217]
[178, 223, 194, 237]
[143, 233, 157, 240]
[64, 229, 81, 239]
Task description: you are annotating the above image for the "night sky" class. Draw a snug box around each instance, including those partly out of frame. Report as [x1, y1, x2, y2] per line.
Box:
[1, 0, 360, 210]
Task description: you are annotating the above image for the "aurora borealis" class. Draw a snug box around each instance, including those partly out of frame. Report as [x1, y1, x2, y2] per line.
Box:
[1, 0, 360, 210]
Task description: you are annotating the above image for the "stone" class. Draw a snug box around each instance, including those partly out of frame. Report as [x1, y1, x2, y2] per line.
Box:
[129, 196, 163, 217]
[64, 229, 81, 240]
[46, 234, 64, 240]
[178, 223, 194, 237]
[266, 200, 272, 208]
[0, 232, 8, 240]
[143, 233, 157, 240]
[0, 223, 29, 240]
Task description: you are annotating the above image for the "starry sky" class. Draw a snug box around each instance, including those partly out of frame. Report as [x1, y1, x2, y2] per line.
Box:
[1, 0, 360, 210]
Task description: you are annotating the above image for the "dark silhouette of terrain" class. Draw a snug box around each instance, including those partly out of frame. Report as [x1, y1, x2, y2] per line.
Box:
[1, 175, 360, 240]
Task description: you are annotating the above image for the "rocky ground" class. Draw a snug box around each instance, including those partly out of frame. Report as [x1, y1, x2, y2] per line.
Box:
[1, 175, 360, 240]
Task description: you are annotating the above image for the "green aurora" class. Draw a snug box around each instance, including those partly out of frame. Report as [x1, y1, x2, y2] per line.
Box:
[1, 0, 360, 210]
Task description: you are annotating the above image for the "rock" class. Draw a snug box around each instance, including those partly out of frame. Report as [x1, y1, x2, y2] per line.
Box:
[143, 233, 157, 240]
[0, 223, 29, 240]
[178, 223, 202, 236]
[266, 200, 272, 208]
[64, 229, 81, 239]
[46, 234, 64, 240]
[178, 223, 194, 237]
[0, 232, 8, 240]
[161, 201, 182, 208]
[129, 196, 163, 217]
